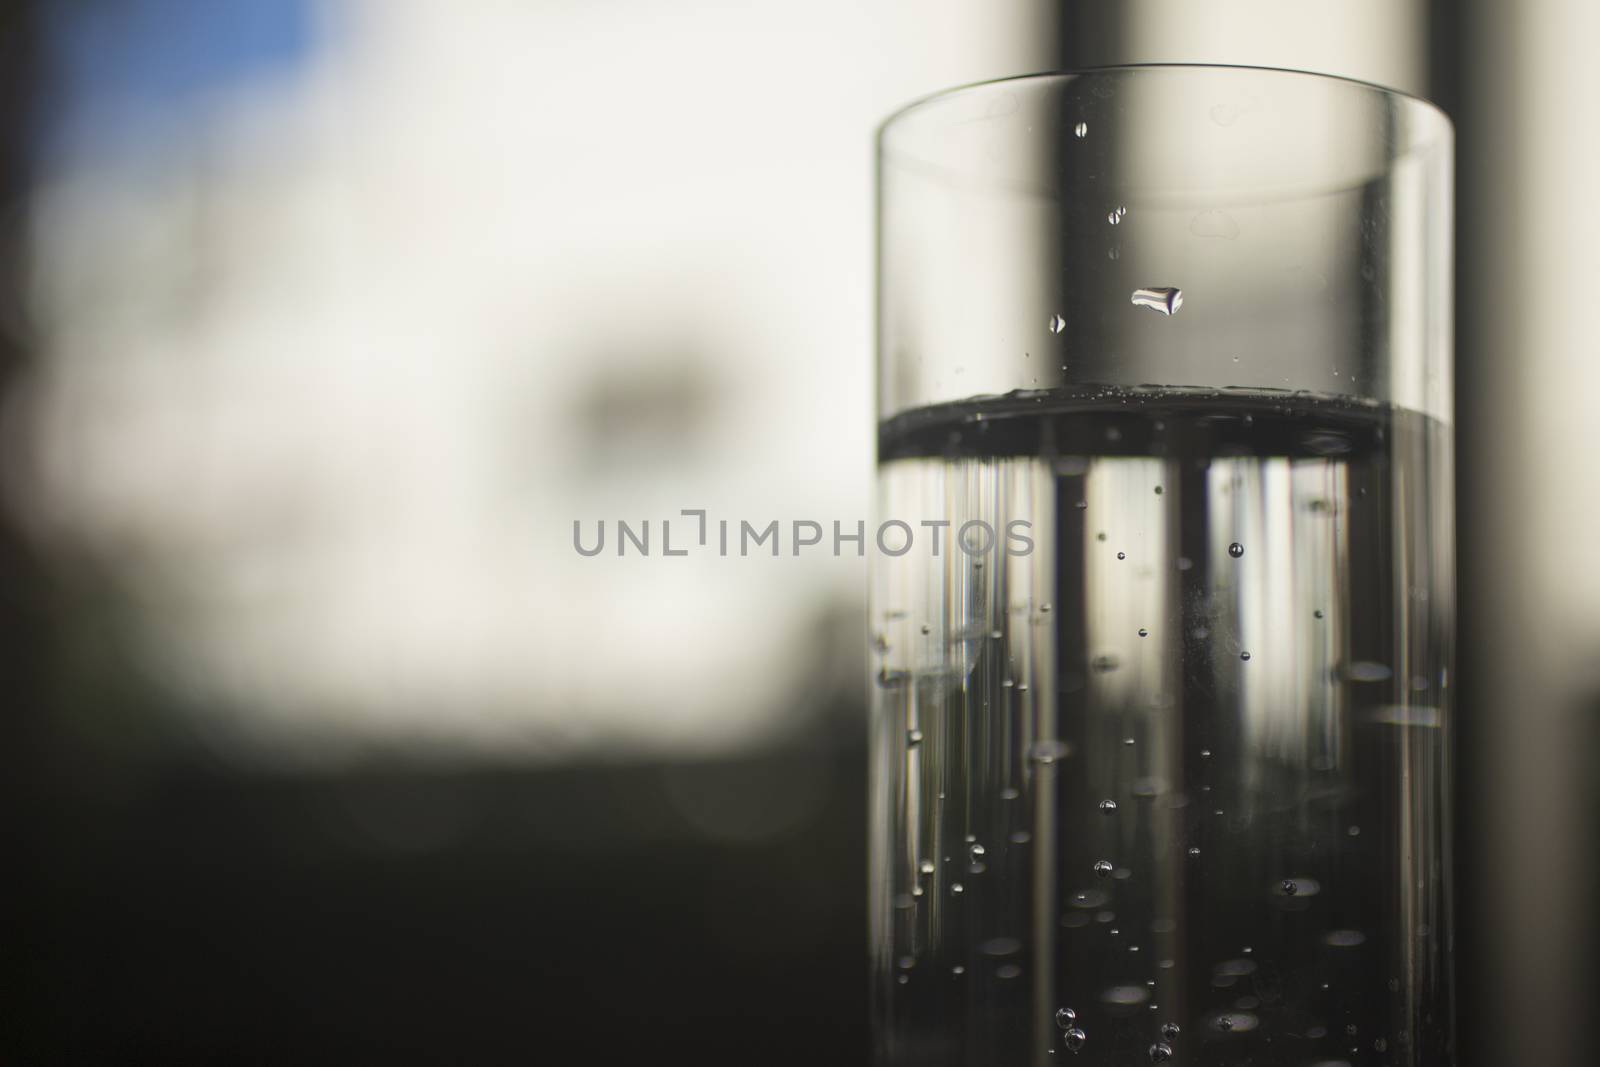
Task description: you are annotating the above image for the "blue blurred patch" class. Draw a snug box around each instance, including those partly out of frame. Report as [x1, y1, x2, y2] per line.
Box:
[40, 0, 315, 159]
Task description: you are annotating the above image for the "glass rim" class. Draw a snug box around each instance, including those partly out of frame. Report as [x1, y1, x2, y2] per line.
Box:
[875, 62, 1454, 145]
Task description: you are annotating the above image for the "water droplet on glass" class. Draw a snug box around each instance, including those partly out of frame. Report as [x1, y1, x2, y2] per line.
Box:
[1100, 799, 1119, 815]
[1148, 1042, 1173, 1063]
[1131, 286, 1183, 315]
[1161, 1023, 1181, 1041]
[1074, 121, 1089, 139]
[1049, 313, 1067, 335]
[1093, 860, 1114, 877]
[1063, 1027, 1087, 1053]
[1228, 542, 1244, 558]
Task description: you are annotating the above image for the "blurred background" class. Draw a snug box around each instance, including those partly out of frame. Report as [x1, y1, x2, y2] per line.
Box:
[2, 1, 1595, 1064]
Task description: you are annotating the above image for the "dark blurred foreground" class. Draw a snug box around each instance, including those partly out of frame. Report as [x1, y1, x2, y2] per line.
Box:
[11, 745, 868, 1064]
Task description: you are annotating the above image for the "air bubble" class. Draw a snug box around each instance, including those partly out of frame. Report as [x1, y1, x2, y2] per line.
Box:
[1228, 542, 1244, 558]
[1131, 286, 1183, 315]
[951, 883, 964, 895]
[919, 859, 935, 875]
[1240, 651, 1251, 661]
[1099, 799, 1119, 814]
[1028, 739, 1073, 764]
[1049, 313, 1067, 334]
[1148, 1043, 1173, 1063]
[1117, 551, 1127, 560]
[907, 729, 923, 746]
[1074, 121, 1088, 139]
[1055, 1007, 1078, 1029]
[1188, 847, 1201, 857]
[1063, 1027, 1087, 1052]
[1161, 1023, 1181, 1040]
[1137, 628, 1148, 638]
[1093, 860, 1114, 877]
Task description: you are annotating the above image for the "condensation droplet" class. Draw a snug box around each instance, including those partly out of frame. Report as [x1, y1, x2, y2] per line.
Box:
[1131, 286, 1183, 315]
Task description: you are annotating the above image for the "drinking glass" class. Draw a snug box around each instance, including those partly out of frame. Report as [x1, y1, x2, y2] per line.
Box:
[870, 65, 1453, 1066]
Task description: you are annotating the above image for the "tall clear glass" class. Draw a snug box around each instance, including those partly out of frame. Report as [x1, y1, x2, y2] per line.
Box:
[870, 66, 1453, 1066]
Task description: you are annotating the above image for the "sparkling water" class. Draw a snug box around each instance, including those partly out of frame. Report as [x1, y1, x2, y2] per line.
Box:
[870, 388, 1453, 1066]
